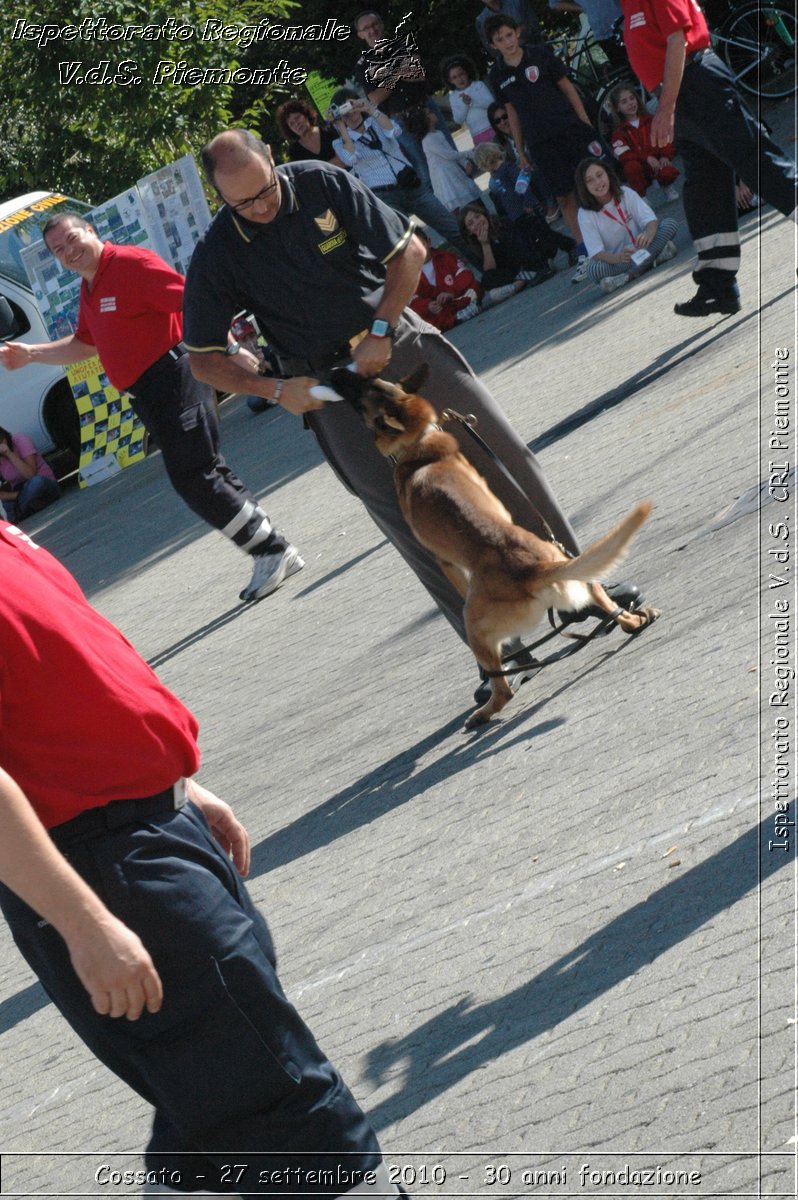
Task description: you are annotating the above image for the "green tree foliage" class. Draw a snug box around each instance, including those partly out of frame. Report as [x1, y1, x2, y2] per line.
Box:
[0, 0, 297, 203]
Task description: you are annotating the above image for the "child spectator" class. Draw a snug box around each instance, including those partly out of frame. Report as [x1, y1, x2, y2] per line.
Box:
[405, 107, 482, 214]
[459, 202, 555, 290]
[472, 141, 579, 268]
[409, 229, 483, 330]
[443, 56, 496, 146]
[575, 157, 679, 293]
[0, 427, 60, 524]
[486, 13, 609, 277]
[608, 83, 679, 200]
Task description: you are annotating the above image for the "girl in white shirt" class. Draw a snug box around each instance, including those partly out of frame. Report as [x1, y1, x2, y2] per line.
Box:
[444, 56, 496, 146]
[575, 158, 679, 295]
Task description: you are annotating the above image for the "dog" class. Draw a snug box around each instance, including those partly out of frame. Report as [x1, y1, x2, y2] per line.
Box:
[331, 365, 660, 728]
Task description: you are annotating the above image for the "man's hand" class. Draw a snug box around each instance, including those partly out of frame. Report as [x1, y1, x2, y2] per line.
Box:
[0, 342, 32, 370]
[186, 779, 251, 876]
[650, 105, 675, 147]
[273, 376, 325, 415]
[67, 911, 163, 1021]
[353, 333, 392, 376]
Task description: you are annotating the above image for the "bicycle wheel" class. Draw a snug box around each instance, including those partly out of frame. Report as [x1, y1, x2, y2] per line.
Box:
[719, 0, 797, 99]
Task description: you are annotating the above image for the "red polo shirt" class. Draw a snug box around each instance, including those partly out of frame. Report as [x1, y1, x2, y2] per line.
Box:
[622, 0, 710, 90]
[74, 242, 184, 390]
[0, 523, 200, 828]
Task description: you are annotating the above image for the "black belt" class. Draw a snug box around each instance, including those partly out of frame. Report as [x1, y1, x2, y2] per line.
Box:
[685, 48, 709, 65]
[129, 343, 186, 394]
[50, 781, 187, 849]
[276, 343, 356, 377]
[372, 184, 399, 194]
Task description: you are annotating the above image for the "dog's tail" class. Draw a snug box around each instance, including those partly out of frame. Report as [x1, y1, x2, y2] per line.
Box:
[541, 501, 652, 584]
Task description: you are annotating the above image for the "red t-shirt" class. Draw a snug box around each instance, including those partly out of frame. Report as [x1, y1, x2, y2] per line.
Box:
[622, 0, 710, 90]
[74, 242, 184, 390]
[0, 523, 200, 828]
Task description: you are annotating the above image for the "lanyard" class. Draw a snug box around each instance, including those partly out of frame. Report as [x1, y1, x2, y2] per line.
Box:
[601, 201, 636, 244]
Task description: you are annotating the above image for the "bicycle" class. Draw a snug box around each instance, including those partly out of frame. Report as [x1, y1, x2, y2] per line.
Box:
[711, 0, 796, 99]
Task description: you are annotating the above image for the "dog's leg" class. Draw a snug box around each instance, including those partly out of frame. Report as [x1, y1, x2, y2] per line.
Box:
[437, 559, 470, 599]
[464, 612, 515, 728]
[587, 583, 661, 633]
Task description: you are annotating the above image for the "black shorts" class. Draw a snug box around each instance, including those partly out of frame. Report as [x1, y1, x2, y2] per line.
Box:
[531, 124, 608, 196]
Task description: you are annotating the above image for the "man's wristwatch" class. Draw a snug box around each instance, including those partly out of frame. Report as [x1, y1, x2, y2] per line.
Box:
[369, 318, 395, 340]
[224, 341, 241, 356]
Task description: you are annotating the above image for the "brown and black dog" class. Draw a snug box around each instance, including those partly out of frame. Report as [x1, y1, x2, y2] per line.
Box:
[331, 365, 659, 727]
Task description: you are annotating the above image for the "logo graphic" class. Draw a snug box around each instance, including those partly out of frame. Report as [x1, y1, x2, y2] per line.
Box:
[525, 65, 540, 82]
[363, 11, 425, 91]
[588, 140, 604, 157]
[99, 296, 117, 312]
[314, 209, 339, 234]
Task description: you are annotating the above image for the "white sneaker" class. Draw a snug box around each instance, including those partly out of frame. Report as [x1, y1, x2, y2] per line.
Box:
[571, 255, 589, 283]
[663, 185, 680, 202]
[600, 273, 630, 294]
[653, 239, 678, 266]
[240, 544, 304, 602]
[455, 300, 480, 322]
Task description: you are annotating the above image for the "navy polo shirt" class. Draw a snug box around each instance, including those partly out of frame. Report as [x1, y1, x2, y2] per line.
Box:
[488, 44, 580, 148]
[182, 161, 414, 360]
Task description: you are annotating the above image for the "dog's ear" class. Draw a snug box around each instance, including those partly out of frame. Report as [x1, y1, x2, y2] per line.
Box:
[328, 367, 367, 402]
[399, 363, 429, 395]
[380, 412, 406, 432]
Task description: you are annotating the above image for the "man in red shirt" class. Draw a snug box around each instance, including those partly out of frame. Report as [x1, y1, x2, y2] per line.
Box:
[621, 0, 797, 316]
[0, 213, 303, 603]
[0, 520, 393, 1197]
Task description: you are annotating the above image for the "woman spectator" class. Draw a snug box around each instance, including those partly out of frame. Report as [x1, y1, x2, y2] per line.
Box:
[0, 426, 60, 524]
[276, 98, 345, 167]
[488, 102, 560, 224]
[459, 202, 555, 290]
[405, 106, 482, 214]
[329, 88, 476, 263]
[443, 56, 496, 147]
[574, 157, 679, 294]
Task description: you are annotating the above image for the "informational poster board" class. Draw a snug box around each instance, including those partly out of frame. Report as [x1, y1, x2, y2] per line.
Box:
[19, 156, 211, 486]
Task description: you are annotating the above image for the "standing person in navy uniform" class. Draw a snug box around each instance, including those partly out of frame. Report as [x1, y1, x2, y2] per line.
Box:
[620, 0, 798, 316]
[0, 214, 303, 603]
[182, 130, 646, 700]
[0, 519, 397, 1198]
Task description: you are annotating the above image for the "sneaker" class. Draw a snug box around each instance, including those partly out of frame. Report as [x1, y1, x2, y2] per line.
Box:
[674, 285, 741, 317]
[571, 255, 589, 283]
[662, 185, 680, 202]
[600, 273, 630, 294]
[516, 266, 555, 287]
[455, 300, 480, 322]
[240, 544, 304, 602]
[653, 239, 678, 266]
[473, 654, 539, 704]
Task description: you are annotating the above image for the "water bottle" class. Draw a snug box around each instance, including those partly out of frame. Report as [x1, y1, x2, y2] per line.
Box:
[514, 167, 532, 195]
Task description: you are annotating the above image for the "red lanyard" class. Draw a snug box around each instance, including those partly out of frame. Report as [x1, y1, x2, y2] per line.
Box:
[601, 201, 636, 244]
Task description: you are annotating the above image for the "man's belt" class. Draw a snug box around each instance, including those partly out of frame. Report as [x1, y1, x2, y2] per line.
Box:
[685, 48, 709, 65]
[50, 780, 188, 848]
[276, 342, 359, 377]
[128, 343, 186, 395]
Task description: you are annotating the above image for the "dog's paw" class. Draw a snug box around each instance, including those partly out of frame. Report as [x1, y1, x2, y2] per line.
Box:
[624, 605, 661, 635]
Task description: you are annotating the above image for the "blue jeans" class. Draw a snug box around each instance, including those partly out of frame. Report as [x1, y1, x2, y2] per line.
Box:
[2, 474, 60, 523]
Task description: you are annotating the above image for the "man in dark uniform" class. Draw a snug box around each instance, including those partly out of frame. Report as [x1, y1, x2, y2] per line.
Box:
[0, 214, 303, 603]
[0, 519, 397, 1198]
[182, 130, 644, 700]
[621, 0, 798, 316]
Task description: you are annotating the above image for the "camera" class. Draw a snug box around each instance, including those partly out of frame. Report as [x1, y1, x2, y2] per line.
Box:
[330, 101, 354, 119]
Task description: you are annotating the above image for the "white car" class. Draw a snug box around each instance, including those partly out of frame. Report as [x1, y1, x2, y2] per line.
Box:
[0, 191, 92, 464]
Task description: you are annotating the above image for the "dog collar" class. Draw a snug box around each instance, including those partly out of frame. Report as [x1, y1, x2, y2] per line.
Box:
[389, 422, 440, 467]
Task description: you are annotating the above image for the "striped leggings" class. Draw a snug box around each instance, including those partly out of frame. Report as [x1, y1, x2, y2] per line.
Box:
[586, 218, 679, 284]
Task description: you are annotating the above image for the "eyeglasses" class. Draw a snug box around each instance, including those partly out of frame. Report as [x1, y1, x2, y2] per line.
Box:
[226, 175, 280, 214]
[494, 112, 509, 123]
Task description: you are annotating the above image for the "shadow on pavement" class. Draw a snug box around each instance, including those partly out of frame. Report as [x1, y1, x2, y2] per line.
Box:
[362, 813, 784, 1131]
